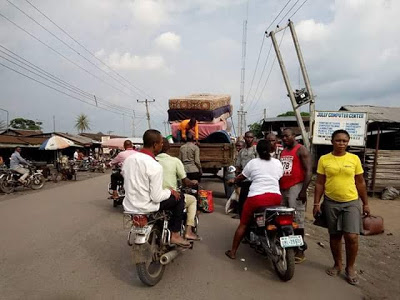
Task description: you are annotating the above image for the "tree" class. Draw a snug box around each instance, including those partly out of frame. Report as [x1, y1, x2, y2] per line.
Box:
[75, 114, 91, 133]
[9, 118, 42, 130]
[248, 122, 264, 139]
[277, 111, 310, 117]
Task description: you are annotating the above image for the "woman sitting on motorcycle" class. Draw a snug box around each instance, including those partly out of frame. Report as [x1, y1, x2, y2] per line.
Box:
[226, 139, 283, 259]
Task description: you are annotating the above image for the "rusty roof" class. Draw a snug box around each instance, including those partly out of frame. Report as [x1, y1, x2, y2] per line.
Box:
[340, 105, 400, 123]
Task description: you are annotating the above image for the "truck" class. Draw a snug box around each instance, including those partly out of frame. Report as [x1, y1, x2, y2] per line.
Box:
[167, 142, 235, 198]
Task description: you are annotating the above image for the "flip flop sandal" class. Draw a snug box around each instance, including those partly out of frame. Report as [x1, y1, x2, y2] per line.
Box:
[295, 256, 306, 264]
[326, 268, 341, 276]
[225, 250, 236, 260]
[345, 271, 359, 285]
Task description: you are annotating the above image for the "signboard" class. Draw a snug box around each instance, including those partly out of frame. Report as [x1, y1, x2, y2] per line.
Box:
[313, 111, 367, 146]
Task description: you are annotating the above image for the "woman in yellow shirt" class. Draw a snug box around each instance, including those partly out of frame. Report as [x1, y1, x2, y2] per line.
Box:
[314, 129, 370, 286]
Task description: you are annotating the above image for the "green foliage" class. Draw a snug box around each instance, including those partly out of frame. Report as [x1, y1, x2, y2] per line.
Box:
[277, 111, 310, 117]
[248, 122, 264, 139]
[10, 118, 42, 130]
[75, 114, 91, 133]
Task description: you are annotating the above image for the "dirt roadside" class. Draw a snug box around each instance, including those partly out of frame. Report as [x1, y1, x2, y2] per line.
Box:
[305, 195, 400, 300]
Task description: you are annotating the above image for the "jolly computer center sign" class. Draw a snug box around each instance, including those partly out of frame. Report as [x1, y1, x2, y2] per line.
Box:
[313, 111, 368, 147]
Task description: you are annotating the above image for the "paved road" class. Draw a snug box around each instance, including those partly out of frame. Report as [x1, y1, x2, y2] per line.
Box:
[0, 174, 363, 300]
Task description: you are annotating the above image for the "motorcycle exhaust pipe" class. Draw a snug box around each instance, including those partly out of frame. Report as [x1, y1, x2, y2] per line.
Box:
[160, 249, 181, 265]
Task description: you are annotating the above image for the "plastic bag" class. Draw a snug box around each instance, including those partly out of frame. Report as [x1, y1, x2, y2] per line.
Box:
[198, 190, 214, 213]
[381, 186, 400, 200]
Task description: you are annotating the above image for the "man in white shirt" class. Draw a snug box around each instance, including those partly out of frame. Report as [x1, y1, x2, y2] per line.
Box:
[122, 129, 190, 247]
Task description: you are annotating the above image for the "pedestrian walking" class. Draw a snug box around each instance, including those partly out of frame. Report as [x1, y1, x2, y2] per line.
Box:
[314, 129, 370, 285]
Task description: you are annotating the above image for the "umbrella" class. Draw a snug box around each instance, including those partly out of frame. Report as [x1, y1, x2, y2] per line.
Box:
[101, 137, 143, 149]
[39, 136, 75, 150]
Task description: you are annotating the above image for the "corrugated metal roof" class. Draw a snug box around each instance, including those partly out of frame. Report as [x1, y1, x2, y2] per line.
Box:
[261, 116, 310, 123]
[340, 105, 400, 123]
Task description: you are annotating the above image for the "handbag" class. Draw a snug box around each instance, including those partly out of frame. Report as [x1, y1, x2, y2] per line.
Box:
[313, 201, 328, 228]
[362, 215, 384, 236]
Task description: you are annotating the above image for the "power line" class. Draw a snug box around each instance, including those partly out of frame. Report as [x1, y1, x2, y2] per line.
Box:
[0, 11, 142, 101]
[245, 42, 273, 110]
[277, 0, 301, 26]
[289, 0, 310, 20]
[0, 61, 136, 117]
[0, 45, 146, 117]
[248, 28, 288, 113]
[7, 0, 150, 100]
[24, 0, 154, 100]
[245, 0, 292, 104]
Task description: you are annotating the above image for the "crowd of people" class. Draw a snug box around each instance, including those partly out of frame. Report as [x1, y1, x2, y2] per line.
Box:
[113, 124, 369, 286]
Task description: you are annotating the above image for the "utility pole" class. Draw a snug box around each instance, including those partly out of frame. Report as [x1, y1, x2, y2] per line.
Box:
[288, 20, 315, 153]
[137, 99, 155, 129]
[263, 108, 267, 121]
[0, 108, 9, 130]
[53, 115, 55, 132]
[238, 1, 249, 137]
[268, 27, 310, 150]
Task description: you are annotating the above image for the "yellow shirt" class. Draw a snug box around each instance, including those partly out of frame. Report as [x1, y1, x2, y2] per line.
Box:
[317, 152, 363, 202]
[179, 119, 199, 140]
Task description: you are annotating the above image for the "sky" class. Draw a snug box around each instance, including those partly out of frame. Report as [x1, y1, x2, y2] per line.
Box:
[0, 0, 399, 136]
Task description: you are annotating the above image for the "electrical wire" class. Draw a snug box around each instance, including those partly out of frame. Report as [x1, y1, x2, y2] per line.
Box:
[248, 27, 288, 113]
[245, 0, 292, 104]
[0, 12, 141, 101]
[277, 0, 301, 26]
[0, 45, 146, 117]
[24, 0, 155, 100]
[288, 0, 310, 20]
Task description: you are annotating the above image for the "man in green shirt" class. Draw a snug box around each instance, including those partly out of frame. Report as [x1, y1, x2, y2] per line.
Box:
[157, 138, 200, 240]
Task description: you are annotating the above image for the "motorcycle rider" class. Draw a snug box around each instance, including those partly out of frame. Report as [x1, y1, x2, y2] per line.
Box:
[10, 147, 30, 184]
[122, 130, 190, 247]
[109, 140, 136, 200]
[280, 128, 312, 263]
[157, 138, 201, 241]
[226, 140, 283, 259]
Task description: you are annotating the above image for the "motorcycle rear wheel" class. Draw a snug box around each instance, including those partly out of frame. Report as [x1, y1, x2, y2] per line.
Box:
[136, 226, 165, 286]
[31, 175, 45, 190]
[273, 246, 295, 282]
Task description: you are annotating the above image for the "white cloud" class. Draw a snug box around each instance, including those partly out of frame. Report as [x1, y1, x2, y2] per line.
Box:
[129, 0, 168, 27]
[154, 32, 181, 52]
[96, 50, 166, 71]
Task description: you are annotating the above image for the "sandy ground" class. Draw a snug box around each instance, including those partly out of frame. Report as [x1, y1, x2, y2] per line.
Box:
[0, 174, 366, 300]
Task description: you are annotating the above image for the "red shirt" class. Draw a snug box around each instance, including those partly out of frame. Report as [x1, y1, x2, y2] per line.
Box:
[279, 144, 305, 189]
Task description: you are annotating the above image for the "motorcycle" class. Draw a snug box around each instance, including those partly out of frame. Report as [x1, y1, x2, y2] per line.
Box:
[90, 159, 106, 173]
[108, 167, 124, 207]
[124, 194, 198, 286]
[246, 206, 303, 281]
[0, 164, 45, 193]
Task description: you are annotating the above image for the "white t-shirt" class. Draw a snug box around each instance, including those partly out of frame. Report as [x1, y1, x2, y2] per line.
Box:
[242, 157, 283, 197]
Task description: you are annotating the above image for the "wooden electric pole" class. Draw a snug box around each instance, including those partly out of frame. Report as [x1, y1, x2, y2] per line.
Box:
[268, 27, 310, 150]
[137, 99, 155, 129]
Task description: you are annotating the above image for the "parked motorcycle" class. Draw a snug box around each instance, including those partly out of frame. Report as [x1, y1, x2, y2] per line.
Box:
[125, 195, 198, 286]
[246, 206, 303, 281]
[108, 167, 124, 207]
[90, 159, 106, 173]
[0, 165, 45, 193]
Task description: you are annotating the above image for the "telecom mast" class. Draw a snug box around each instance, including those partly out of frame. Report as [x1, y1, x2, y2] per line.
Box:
[238, 1, 249, 137]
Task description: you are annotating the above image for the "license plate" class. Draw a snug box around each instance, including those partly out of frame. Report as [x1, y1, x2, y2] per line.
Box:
[280, 235, 304, 248]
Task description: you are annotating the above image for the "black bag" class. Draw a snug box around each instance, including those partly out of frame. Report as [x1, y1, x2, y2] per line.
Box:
[313, 201, 328, 228]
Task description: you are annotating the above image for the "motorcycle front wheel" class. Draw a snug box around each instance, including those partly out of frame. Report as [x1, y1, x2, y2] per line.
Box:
[136, 226, 165, 286]
[0, 177, 15, 193]
[273, 243, 295, 282]
[31, 175, 45, 190]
